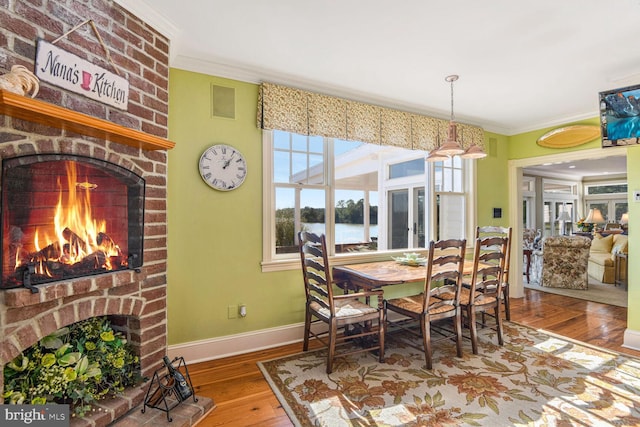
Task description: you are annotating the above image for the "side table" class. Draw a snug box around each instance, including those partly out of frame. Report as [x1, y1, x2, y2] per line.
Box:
[614, 252, 628, 290]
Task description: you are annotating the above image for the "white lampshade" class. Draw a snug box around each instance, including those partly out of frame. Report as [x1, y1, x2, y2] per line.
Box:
[584, 209, 594, 222]
[556, 210, 571, 222]
[620, 212, 629, 224]
[585, 208, 605, 224]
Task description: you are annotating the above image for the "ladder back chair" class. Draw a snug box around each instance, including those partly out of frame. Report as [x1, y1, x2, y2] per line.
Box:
[460, 235, 508, 354]
[298, 231, 385, 374]
[476, 226, 512, 320]
[384, 238, 466, 370]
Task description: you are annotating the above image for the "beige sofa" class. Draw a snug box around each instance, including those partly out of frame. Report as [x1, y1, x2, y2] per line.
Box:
[587, 233, 628, 284]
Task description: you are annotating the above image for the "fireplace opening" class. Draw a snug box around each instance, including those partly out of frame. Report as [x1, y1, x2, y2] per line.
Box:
[1, 155, 145, 290]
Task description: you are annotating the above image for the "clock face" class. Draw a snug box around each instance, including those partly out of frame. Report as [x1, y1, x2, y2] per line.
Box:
[198, 144, 247, 191]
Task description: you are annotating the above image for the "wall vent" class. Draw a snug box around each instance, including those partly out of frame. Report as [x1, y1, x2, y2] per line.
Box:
[211, 84, 235, 119]
[489, 137, 498, 157]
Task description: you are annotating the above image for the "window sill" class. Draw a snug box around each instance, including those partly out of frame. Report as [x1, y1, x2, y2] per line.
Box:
[261, 250, 429, 273]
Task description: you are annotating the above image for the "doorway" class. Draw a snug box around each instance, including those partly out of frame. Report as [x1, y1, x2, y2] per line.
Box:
[508, 146, 627, 300]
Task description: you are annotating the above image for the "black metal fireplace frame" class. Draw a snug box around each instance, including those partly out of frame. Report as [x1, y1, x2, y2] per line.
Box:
[0, 154, 145, 290]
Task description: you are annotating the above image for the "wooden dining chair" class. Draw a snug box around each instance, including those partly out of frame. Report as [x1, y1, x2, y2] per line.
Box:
[298, 231, 385, 374]
[384, 238, 466, 370]
[460, 235, 508, 354]
[476, 226, 512, 320]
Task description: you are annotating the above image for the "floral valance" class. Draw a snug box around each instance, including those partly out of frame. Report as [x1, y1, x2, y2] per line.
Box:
[257, 82, 485, 151]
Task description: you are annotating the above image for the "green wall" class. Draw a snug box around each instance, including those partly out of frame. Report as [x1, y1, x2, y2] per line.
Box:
[167, 69, 305, 344]
[166, 68, 511, 345]
[508, 117, 602, 159]
[476, 132, 510, 227]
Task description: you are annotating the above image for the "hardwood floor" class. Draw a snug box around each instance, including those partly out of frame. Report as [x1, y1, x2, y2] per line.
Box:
[189, 289, 639, 427]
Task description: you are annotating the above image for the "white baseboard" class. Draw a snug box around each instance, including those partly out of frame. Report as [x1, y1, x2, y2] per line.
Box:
[622, 328, 640, 351]
[167, 312, 407, 364]
[169, 321, 640, 364]
[167, 322, 307, 364]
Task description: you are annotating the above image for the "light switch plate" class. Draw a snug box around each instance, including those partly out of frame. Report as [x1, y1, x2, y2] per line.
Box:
[634, 191, 640, 202]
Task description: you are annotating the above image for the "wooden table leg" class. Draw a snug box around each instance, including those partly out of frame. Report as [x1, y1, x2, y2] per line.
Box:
[523, 249, 532, 282]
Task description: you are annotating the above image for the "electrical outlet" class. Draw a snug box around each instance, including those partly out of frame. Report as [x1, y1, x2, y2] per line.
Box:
[239, 304, 247, 317]
[634, 190, 640, 202]
[228, 305, 237, 319]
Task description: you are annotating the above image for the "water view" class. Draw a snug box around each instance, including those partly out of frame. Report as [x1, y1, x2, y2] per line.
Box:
[303, 223, 378, 244]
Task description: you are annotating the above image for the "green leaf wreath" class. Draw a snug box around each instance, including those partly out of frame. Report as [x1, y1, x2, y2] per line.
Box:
[3, 316, 140, 417]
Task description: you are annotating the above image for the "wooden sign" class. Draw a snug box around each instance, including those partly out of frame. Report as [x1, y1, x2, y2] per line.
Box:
[35, 39, 129, 110]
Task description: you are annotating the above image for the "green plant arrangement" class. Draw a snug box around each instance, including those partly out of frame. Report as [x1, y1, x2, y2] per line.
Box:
[576, 218, 594, 232]
[3, 316, 140, 417]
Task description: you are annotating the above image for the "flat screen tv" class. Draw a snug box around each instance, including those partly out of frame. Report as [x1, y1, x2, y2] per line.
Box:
[599, 82, 640, 147]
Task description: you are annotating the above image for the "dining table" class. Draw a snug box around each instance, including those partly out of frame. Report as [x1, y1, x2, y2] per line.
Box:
[333, 259, 480, 291]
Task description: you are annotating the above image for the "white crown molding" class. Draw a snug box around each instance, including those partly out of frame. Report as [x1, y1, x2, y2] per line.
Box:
[171, 54, 602, 137]
[507, 110, 600, 136]
[173, 55, 505, 130]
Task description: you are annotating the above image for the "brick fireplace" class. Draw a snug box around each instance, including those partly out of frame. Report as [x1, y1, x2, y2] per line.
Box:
[0, 1, 185, 425]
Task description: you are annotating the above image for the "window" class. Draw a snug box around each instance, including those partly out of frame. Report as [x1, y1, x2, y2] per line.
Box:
[389, 158, 425, 179]
[584, 181, 628, 223]
[263, 130, 475, 269]
[586, 183, 627, 195]
[541, 178, 578, 237]
[435, 156, 465, 240]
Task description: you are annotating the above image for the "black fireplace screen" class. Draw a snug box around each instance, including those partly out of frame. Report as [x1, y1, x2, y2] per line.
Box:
[1, 155, 145, 289]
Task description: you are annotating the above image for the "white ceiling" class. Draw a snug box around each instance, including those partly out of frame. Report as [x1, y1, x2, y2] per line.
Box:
[523, 155, 627, 180]
[114, 0, 640, 135]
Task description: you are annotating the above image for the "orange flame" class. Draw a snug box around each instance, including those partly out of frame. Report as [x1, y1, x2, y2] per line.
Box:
[27, 162, 122, 276]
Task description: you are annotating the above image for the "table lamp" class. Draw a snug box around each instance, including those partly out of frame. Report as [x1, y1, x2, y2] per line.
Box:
[556, 210, 572, 235]
[620, 212, 629, 230]
[584, 208, 605, 234]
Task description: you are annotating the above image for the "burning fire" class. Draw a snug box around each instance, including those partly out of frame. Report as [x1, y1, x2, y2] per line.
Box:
[17, 162, 125, 277]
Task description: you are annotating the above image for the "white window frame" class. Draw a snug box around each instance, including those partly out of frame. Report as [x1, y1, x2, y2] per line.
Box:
[431, 157, 476, 243]
[584, 179, 628, 223]
[262, 130, 478, 272]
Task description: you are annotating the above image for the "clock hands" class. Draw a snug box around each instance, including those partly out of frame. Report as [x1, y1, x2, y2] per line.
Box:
[221, 151, 235, 169]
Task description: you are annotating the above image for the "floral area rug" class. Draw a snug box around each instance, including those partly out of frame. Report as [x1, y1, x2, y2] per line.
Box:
[258, 322, 640, 426]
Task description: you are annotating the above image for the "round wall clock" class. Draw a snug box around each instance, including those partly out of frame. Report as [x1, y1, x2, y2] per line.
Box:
[198, 144, 247, 191]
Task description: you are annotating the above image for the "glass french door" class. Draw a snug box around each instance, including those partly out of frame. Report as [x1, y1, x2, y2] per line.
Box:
[388, 187, 425, 249]
[389, 190, 408, 249]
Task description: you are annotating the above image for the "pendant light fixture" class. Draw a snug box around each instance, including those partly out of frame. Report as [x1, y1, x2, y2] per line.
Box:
[460, 143, 488, 159]
[436, 75, 465, 156]
[426, 122, 449, 162]
[460, 123, 488, 159]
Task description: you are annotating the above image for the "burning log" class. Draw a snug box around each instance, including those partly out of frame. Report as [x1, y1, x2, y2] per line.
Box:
[28, 242, 62, 263]
[97, 232, 123, 257]
[62, 227, 88, 255]
[97, 232, 115, 248]
[62, 251, 108, 275]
